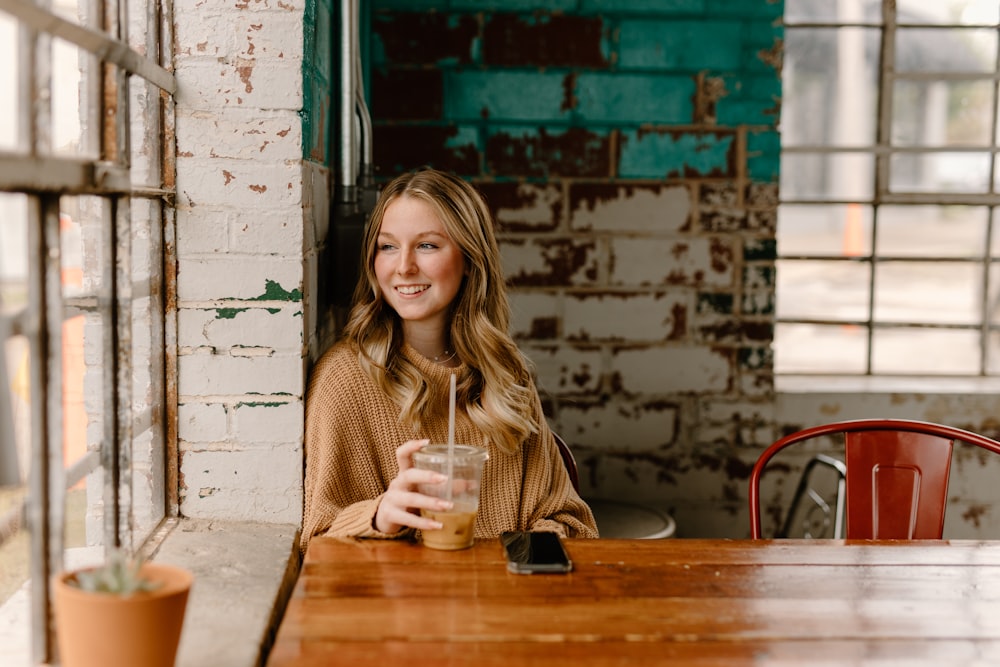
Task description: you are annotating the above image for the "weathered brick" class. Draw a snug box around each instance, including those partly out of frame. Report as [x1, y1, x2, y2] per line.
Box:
[509, 292, 562, 340]
[557, 399, 680, 451]
[569, 183, 691, 233]
[373, 124, 481, 176]
[178, 352, 303, 397]
[521, 344, 604, 395]
[486, 127, 612, 178]
[611, 345, 731, 393]
[175, 158, 303, 209]
[178, 306, 303, 352]
[619, 129, 737, 179]
[618, 20, 744, 70]
[174, 9, 302, 60]
[177, 258, 302, 301]
[371, 12, 478, 66]
[232, 400, 304, 444]
[178, 402, 229, 443]
[502, 238, 601, 287]
[179, 448, 302, 523]
[609, 237, 735, 288]
[564, 292, 688, 342]
[575, 73, 693, 124]
[174, 58, 303, 110]
[482, 14, 608, 68]
[176, 110, 301, 161]
[446, 71, 572, 122]
[371, 69, 443, 120]
[478, 181, 563, 233]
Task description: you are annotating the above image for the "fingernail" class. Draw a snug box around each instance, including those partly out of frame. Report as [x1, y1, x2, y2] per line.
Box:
[433, 473, 448, 483]
[439, 500, 453, 510]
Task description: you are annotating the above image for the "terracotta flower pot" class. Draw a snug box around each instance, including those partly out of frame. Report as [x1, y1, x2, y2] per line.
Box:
[52, 562, 193, 667]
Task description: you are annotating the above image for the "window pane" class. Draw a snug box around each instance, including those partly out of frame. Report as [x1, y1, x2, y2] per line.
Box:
[876, 205, 988, 257]
[898, 0, 1000, 25]
[1, 193, 29, 615]
[893, 79, 994, 147]
[775, 322, 868, 374]
[782, 28, 879, 149]
[897, 28, 996, 73]
[874, 261, 981, 324]
[779, 204, 872, 257]
[777, 259, 871, 320]
[781, 152, 875, 200]
[872, 327, 980, 374]
[889, 151, 991, 193]
[0, 14, 18, 153]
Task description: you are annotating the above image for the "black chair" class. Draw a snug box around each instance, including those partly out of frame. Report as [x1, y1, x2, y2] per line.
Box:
[552, 431, 675, 539]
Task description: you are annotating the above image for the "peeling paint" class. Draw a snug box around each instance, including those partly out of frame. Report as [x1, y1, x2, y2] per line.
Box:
[215, 307, 249, 319]
[252, 279, 302, 302]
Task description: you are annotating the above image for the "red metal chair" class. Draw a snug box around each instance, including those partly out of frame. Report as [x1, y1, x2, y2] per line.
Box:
[749, 418, 1000, 539]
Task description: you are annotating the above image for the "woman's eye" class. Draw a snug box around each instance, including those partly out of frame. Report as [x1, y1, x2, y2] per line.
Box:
[418, 242, 438, 250]
[377, 243, 396, 252]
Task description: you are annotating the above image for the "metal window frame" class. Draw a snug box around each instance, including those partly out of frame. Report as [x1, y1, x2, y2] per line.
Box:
[0, 0, 176, 663]
[778, 1, 1000, 377]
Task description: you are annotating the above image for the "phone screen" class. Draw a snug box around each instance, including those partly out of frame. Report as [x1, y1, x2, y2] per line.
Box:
[501, 531, 573, 574]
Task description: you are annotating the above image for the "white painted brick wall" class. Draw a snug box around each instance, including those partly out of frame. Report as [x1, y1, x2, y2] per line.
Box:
[564, 292, 688, 341]
[173, 1, 314, 524]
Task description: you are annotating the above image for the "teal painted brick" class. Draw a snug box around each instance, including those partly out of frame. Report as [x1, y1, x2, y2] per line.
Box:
[706, 0, 783, 19]
[727, 73, 781, 101]
[619, 130, 736, 179]
[717, 100, 779, 128]
[446, 125, 481, 152]
[576, 73, 694, 124]
[618, 21, 744, 70]
[445, 71, 571, 122]
[581, 0, 706, 13]
[315, 0, 333, 83]
[746, 129, 781, 182]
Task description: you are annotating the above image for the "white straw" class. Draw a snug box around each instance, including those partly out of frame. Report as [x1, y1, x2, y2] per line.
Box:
[447, 373, 456, 501]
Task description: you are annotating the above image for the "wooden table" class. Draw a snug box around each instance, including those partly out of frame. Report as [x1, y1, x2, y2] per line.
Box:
[267, 537, 1000, 666]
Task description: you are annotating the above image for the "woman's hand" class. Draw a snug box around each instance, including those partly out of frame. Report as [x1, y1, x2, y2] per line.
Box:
[374, 439, 454, 534]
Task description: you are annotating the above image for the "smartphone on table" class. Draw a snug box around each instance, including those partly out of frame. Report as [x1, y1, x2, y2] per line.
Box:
[501, 531, 573, 574]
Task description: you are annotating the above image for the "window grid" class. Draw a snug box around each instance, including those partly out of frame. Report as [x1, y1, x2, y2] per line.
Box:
[0, 0, 175, 663]
[778, 1, 1000, 376]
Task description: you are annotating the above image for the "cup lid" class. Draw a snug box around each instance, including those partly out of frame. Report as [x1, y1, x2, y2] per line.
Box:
[413, 444, 489, 463]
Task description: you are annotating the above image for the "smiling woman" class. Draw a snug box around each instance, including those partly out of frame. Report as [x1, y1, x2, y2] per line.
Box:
[299, 168, 598, 555]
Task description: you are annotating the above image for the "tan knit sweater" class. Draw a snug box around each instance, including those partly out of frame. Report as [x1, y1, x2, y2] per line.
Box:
[300, 341, 598, 552]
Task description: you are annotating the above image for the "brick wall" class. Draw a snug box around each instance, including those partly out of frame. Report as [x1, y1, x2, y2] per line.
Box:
[172, 0, 328, 524]
[369, 0, 783, 535]
[165, 0, 1000, 540]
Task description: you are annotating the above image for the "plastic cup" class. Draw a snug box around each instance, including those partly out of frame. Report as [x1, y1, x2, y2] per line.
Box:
[412, 444, 489, 550]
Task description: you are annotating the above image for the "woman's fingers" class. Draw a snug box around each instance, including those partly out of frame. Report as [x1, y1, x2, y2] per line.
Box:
[395, 439, 429, 473]
[375, 465, 453, 534]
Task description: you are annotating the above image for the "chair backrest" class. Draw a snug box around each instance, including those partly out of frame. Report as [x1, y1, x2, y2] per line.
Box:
[749, 418, 1000, 539]
[552, 432, 580, 492]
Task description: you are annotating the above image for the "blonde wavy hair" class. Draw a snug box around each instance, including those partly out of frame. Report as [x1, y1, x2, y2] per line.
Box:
[343, 168, 538, 453]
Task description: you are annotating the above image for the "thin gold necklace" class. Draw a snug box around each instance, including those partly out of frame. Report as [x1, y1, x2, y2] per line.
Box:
[432, 349, 456, 364]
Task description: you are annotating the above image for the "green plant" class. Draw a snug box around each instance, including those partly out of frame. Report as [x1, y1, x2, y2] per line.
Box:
[70, 549, 162, 596]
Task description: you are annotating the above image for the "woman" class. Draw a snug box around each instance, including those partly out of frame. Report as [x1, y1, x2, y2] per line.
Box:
[301, 168, 598, 552]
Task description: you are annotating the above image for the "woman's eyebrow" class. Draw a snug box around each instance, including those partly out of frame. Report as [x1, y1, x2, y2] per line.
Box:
[377, 230, 448, 241]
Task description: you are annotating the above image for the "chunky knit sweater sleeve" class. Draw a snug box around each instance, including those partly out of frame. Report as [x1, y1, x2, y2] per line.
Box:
[300, 342, 598, 553]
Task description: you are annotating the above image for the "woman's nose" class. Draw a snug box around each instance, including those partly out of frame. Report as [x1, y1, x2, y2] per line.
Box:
[396, 248, 417, 275]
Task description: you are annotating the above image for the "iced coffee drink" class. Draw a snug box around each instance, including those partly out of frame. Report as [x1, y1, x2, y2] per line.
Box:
[412, 444, 488, 551]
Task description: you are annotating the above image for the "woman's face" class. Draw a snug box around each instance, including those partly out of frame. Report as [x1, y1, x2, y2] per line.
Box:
[374, 195, 467, 331]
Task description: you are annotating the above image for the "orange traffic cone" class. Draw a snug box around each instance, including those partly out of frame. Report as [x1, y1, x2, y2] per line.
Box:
[843, 204, 864, 257]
